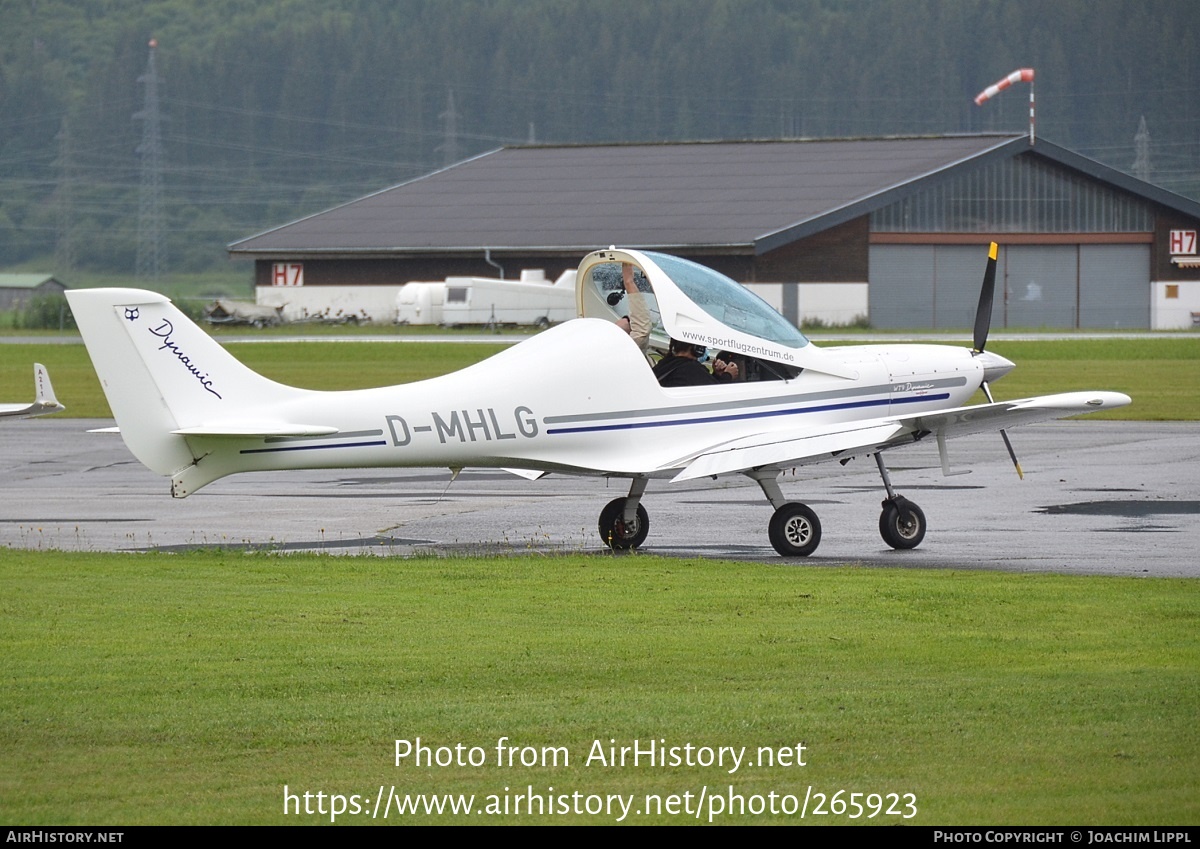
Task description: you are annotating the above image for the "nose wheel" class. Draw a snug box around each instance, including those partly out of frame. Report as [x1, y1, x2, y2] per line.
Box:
[874, 454, 926, 551]
[879, 496, 926, 550]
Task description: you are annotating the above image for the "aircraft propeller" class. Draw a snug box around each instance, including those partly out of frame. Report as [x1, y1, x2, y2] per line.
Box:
[972, 242, 1024, 479]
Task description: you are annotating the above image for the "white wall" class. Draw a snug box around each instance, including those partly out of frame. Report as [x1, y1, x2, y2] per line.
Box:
[1151, 280, 1200, 330]
[746, 282, 869, 327]
[744, 283, 784, 313]
[797, 282, 869, 325]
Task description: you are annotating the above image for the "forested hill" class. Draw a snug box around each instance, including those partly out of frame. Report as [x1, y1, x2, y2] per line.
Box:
[2, 0, 1197, 275]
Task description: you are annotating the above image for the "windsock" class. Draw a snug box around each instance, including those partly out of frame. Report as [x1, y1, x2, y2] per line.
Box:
[974, 68, 1036, 143]
[974, 68, 1035, 105]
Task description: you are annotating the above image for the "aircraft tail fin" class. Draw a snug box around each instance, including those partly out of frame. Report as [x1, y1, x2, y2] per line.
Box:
[66, 288, 303, 477]
[0, 363, 65, 418]
[32, 363, 64, 414]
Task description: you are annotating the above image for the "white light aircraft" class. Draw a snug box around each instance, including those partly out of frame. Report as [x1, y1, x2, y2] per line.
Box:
[0, 363, 65, 419]
[66, 244, 1129, 556]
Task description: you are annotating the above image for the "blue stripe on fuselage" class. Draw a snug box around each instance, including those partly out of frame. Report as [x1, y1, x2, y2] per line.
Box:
[240, 439, 388, 455]
[544, 393, 950, 435]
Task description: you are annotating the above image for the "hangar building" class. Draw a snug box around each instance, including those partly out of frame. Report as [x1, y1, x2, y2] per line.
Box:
[0, 274, 68, 311]
[228, 135, 1200, 329]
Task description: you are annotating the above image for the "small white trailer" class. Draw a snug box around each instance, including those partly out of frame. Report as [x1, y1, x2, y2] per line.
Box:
[396, 269, 577, 327]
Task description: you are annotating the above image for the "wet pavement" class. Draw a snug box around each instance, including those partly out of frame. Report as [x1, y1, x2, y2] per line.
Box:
[2, 419, 1197, 577]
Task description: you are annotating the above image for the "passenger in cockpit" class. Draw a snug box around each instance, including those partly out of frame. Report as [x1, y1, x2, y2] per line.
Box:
[615, 263, 654, 365]
[718, 350, 799, 382]
[713, 351, 744, 382]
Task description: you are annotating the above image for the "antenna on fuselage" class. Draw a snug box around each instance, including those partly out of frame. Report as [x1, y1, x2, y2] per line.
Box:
[436, 467, 462, 504]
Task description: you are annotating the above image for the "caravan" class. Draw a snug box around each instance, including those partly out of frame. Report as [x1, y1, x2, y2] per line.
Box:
[396, 269, 576, 327]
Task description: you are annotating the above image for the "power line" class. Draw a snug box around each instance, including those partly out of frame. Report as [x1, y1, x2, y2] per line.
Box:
[135, 39, 165, 282]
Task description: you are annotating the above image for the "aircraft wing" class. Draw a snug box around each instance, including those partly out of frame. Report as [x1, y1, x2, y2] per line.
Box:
[903, 390, 1129, 439]
[670, 390, 1130, 482]
[0, 363, 65, 419]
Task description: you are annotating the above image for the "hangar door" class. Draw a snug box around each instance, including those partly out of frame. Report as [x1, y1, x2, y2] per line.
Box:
[869, 244, 1149, 330]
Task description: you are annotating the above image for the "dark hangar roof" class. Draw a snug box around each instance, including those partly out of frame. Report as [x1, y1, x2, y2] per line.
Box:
[228, 135, 1200, 258]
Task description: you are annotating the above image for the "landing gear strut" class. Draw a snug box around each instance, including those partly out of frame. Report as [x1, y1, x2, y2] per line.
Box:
[874, 453, 926, 550]
[746, 456, 927, 557]
[598, 477, 649, 550]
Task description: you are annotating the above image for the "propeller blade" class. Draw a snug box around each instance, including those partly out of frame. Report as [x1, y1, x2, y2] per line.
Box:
[998, 429, 1024, 480]
[981, 379, 1024, 479]
[973, 241, 999, 353]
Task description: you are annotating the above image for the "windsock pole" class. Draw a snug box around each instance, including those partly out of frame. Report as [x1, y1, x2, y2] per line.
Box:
[974, 68, 1035, 144]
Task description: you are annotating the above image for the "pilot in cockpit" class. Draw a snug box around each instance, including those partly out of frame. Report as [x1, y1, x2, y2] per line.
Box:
[653, 339, 739, 386]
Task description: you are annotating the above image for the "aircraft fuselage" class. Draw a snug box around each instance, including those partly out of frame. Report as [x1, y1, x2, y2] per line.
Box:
[176, 321, 985, 490]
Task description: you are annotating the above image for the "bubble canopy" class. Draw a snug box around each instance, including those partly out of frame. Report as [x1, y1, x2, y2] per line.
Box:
[576, 248, 818, 371]
[644, 251, 809, 350]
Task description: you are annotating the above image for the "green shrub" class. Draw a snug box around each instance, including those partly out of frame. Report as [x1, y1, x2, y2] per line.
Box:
[15, 293, 74, 330]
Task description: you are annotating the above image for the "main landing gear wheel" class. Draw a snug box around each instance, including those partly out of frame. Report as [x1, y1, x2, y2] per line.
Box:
[768, 502, 822, 557]
[599, 497, 649, 550]
[879, 497, 926, 550]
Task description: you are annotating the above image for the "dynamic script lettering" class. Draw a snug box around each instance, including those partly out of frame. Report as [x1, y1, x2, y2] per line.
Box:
[148, 319, 222, 399]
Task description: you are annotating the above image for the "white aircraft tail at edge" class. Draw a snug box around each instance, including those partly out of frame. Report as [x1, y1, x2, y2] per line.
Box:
[0, 363, 65, 419]
[65, 245, 1131, 557]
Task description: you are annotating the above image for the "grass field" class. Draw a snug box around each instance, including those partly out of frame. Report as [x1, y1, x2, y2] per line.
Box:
[1, 551, 1196, 825]
[1, 336, 1197, 419]
[973, 338, 1200, 420]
